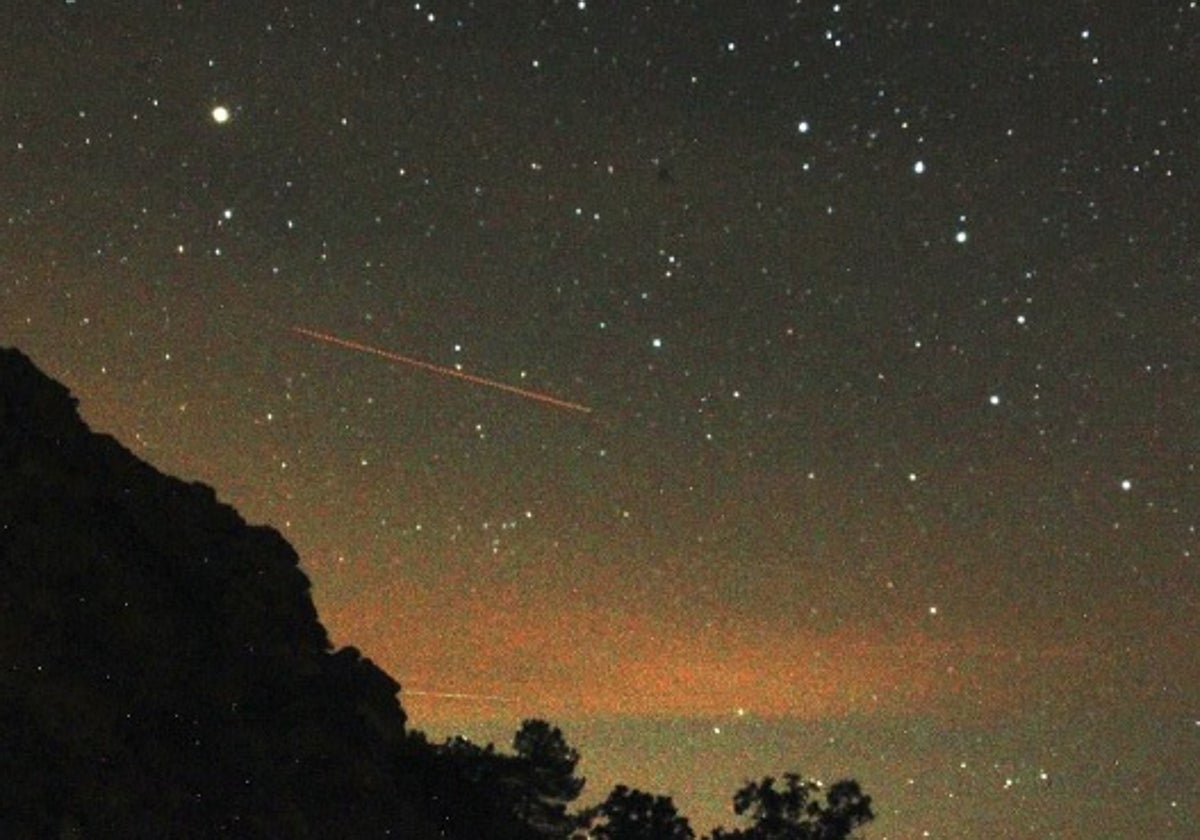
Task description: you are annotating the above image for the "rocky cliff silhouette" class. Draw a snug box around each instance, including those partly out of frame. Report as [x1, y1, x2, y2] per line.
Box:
[0, 347, 428, 838]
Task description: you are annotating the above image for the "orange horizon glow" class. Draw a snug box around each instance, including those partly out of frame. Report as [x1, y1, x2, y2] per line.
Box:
[318, 579, 1089, 728]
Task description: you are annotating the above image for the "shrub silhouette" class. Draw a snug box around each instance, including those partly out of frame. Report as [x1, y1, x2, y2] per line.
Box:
[580, 784, 696, 840]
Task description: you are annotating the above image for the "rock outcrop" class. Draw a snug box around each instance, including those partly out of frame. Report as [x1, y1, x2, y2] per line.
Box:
[0, 347, 415, 838]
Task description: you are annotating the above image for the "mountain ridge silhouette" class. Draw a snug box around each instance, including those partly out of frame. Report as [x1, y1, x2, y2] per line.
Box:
[0, 346, 425, 837]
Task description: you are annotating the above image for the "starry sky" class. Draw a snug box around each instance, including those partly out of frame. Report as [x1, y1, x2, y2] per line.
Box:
[2, 2, 1198, 837]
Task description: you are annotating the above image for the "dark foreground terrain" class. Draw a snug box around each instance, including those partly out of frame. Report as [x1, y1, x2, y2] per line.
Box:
[0, 347, 870, 839]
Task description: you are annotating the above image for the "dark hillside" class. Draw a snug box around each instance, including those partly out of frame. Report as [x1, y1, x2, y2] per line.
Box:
[0, 347, 418, 838]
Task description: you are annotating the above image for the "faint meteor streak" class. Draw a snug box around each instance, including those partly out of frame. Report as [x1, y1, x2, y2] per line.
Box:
[291, 326, 593, 415]
[404, 689, 515, 704]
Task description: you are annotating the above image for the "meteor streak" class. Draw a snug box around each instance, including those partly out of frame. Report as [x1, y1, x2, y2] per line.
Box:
[291, 326, 593, 415]
[404, 689, 515, 704]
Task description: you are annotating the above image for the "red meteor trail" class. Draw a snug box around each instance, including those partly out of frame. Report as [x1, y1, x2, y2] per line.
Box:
[291, 326, 594, 415]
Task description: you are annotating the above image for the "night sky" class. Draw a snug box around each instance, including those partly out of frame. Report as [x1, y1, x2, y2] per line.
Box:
[3, 2, 1198, 837]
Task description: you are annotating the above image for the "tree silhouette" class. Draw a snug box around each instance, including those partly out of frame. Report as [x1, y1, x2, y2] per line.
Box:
[394, 720, 586, 840]
[813, 780, 874, 840]
[710, 774, 873, 840]
[581, 784, 695, 840]
[508, 719, 587, 837]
